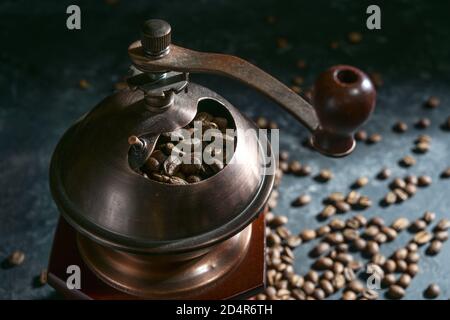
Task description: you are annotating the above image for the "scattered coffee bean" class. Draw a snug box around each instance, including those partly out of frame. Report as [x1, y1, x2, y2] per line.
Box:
[316, 225, 331, 237]
[320, 205, 337, 219]
[314, 257, 334, 270]
[342, 290, 357, 300]
[329, 218, 346, 231]
[425, 96, 440, 109]
[383, 259, 396, 273]
[388, 285, 405, 299]
[354, 176, 369, 188]
[397, 274, 412, 288]
[378, 167, 392, 180]
[270, 215, 288, 227]
[291, 288, 306, 300]
[406, 251, 420, 263]
[353, 238, 367, 251]
[393, 121, 408, 133]
[369, 216, 385, 227]
[293, 194, 311, 207]
[412, 219, 427, 231]
[335, 201, 351, 213]
[347, 280, 364, 293]
[39, 269, 48, 286]
[300, 229, 317, 242]
[365, 241, 380, 256]
[299, 165, 312, 176]
[362, 288, 378, 300]
[400, 155, 416, 167]
[384, 192, 397, 205]
[396, 260, 408, 273]
[325, 232, 344, 245]
[407, 243, 419, 252]
[333, 274, 346, 289]
[371, 253, 386, 265]
[416, 117, 431, 129]
[311, 242, 331, 257]
[367, 133, 382, 144]
[355, 130, 367, 141]
[320, 279, 334, 296]
[392, 217, 410, 231]
[422, 211, 436, 224]
[288, 160, 302, 174]
[424, 284, 440, 299]
[318, 169, 333, 182]
[407, 263, 419, 277]
[393, 188, 409, 202]
[441, 167, 450, 178]
[382, 274, 397, 287]
[327, 192, 346, 203]
[286, 235, 302, 248]
[418, 175, 432, 186]
[434, 231, 448, 242]
[435, 218, 450, 231]
[405, 175, 419, 185]
[7, 250, 25, 267]
[404, 183, 417, 196]
[358, 196, 372, 208]
[381, 226, 398, 241]
[426, 240, 442, 255]
[414, 141, 429, 153]
[305, 270, 320, 284]
[414, 231, 433, 245]
[346, 191, 360, 206]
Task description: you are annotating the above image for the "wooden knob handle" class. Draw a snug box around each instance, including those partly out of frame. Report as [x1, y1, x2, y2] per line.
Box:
[311, 65, 376, 157]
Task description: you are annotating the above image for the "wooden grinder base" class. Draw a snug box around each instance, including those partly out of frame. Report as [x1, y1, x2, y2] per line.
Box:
[47, 213, 266, 300]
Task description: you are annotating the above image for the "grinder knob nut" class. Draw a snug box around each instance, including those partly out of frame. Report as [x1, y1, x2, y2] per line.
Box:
[311, 65, 376, 157]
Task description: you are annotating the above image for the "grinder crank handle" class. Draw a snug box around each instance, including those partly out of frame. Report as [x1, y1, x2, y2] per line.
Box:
[129, 19, 376, 157]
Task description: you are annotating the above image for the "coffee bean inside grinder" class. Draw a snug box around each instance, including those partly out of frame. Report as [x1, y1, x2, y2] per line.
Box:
[137, 111, 236, 184]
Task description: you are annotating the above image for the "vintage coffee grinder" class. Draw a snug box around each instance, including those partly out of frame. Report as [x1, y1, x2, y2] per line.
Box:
[47, 19, 375, 299]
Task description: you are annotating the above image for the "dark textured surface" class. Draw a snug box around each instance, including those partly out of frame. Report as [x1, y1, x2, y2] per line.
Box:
[0, 0, 449, 299]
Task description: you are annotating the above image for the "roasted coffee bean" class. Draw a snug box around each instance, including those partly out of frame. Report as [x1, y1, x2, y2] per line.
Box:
[7, 250, 25, 266]
[276, 226, 291, 239]
[255, 293, 267, 300]
[143, 157, 160, 172]
[354, 214, 368, 227]
[279, 161, 289, 173]
[358, 196, 372, 208]
[267, 233, 282, 247]
[318, 169, 333, 182]
[392, 217, 410, 231]
[414, 141, 429, 153]
[383, 259, 397, 273]
[342, 290, 357, 300]
[393, 248, 408, 261]
[322, 270, 335, 281]
[314, 257, 334, 270]
[412, 219, 427, 231]
[333, 274, 346, 289]
[393, 188, 409, 202]
[300, 229, 317, 241]
[316, 225, 331, 237]
[288, 274, 304, 288]
[371, 253, 386, 265]
[293, 194, 311, 207]
[288, 160, 302, 174]
[406, 252, 420, 263]
[405, 175, 418, 185]
[347, 280, 364, 293]
[195, 112, 214, 122]
[371, 217, 386, 227]
[388, 285, 405, 299]
[320, 279, 334, 296]
[414, 231, 433, 245]
[343, 267, 356, 282]
[186, 175, 202, 183]
[378, 167, 392, 180]
[435, 218, 450, 231]
[404, 183, 417, 196]
[275, 280, 289, 290]
[353, 238, 367, 251]
[325, 232, 344, 245]
[397, 274, 412, 288]
[416, 117, 431, 129]
[320, 205, 337, 219]
[327, 192, 346, 203]
[364, 225, 380, 238]
[332, 261, 344, 274]
[343, 229, 359, 242]
[367, 133, 382, 144]
[346, 191, 360, 205]
[407, 263, 419, 277]
[299, 165, 312, 176]
[302, 281, 315, 296]
[329, 218, 346, 230]
[418, 175, 432, 186]
[336, 243, 349, 253]
[365, 241, 380, 256]
[312, 288, 325, 300]
[425, 96, 440, 109]
[168, 176, 188, 185]
[286, 235, 302, 248]
[362, 288, 378, 300]
[434, 231, 448, 242]
[306, 270, 320, 283]
[426, 240, 442, 255]
[396, 260, 408, 273]
[335, 201, 351, 213]
[441, 167, 450, 178]
[400, 155, 416, 167]
[311, 242, 330, 257]
[336, 253, 353, 265]
[374, 233, 388, 244]
[393, 121, 408, 133]
[265, 286, 277, 299]
[354, 130, 367, 141]
[384, 192, 397, 205]
[422, 211, 436, 224]
[291, 289, 306, 300]
[381, 226, 398, 241]
[271, 215, 288, 227]
[416, 134, 432, 143]
[392, 178, 406, 189]
[424, 284, 440, 299]
[382, 274, 397, 287]
[163, 155, 182, 176]
[354, 176, 369, 188]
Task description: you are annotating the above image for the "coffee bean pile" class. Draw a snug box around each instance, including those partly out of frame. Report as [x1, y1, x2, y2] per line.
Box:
[253, 115, 449, 299]
[140, 112, 235, 184]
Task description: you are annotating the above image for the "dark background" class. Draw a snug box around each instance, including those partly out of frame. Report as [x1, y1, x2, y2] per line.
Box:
[0, 0, 449, 299]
